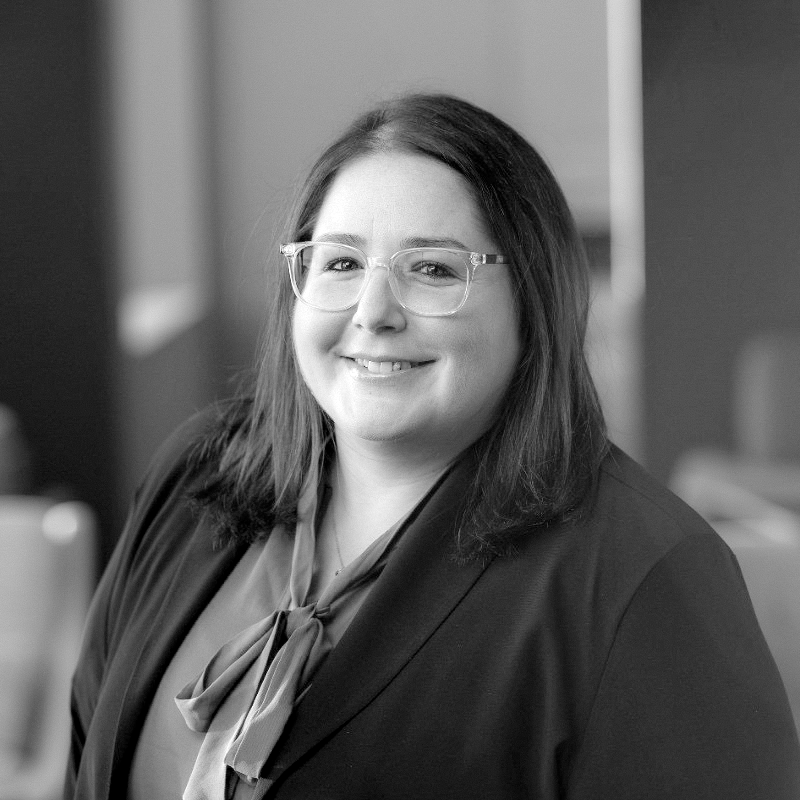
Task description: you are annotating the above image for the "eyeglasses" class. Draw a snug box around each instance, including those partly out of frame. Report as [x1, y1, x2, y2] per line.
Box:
[281, 242, 509, 317]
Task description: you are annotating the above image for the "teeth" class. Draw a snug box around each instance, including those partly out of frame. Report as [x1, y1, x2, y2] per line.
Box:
[355, 358, 415, 373]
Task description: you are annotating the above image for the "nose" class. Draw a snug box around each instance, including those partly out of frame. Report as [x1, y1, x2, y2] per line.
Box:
[350, 262, 407, 333]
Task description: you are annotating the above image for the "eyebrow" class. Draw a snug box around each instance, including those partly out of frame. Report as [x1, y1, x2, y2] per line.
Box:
[313, 232, 471, 251]
[402, 235, 470, 250]
[315, 232, 364, 247]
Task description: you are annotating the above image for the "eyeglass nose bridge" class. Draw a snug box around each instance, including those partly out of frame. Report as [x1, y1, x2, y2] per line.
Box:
[364, 255, 394, 271]
[356, 255, 404, 306]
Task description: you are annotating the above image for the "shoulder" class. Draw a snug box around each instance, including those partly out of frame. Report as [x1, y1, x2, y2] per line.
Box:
[570, 445, 746, 617]
[477, 445, 735, 629]
[544, 446, 761, 692]
[486, 444, 728, 594]
[583, 444, 747, 609]
[506, 445, 740, 644]
[596, 445, 714, 537]
[89, 401, 250, 640]
[584, 444, 728, 570]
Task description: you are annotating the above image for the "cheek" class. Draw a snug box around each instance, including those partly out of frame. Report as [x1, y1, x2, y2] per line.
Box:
[290, 309, 312, 383]
[472, 315, 520, 405]
[291, 307, 338, 378]
[446, 318, 519, 409]
[291, 313, 327, 400]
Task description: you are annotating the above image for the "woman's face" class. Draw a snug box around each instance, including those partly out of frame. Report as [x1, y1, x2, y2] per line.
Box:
[292, 151, 521, 461]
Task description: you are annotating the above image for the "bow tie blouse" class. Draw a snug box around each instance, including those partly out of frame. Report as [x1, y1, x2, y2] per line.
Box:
[128, 466, 410, 800]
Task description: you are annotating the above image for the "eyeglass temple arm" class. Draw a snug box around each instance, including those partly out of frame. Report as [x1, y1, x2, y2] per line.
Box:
[470, 253, 510, 266]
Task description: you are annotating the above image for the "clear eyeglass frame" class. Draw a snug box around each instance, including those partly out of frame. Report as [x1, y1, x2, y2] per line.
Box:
[280, 241, 510, 317]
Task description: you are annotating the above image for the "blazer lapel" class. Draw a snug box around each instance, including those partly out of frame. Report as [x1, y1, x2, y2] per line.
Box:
[257, 450, 494, 791]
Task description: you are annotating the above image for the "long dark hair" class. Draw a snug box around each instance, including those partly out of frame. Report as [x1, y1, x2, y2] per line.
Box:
[191, 93, 608, 560]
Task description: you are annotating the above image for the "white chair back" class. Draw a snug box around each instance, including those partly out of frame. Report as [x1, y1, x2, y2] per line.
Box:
[0, 497, 95, 800]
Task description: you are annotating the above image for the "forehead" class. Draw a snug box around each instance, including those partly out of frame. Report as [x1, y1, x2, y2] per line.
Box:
[312, 152, 494, 249]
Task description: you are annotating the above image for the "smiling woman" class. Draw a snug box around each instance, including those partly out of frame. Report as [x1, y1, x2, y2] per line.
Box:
[66, 94, 800, 800]
[291, 152, 520, 474]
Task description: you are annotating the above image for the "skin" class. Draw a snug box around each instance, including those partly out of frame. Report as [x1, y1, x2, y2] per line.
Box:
[291, 151, 521, 573]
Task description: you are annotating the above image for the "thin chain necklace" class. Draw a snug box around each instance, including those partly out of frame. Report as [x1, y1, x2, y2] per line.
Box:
[331, 513, 345, 575]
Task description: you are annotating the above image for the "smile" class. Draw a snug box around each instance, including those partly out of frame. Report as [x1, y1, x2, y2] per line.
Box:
[353, 358, 420, 374]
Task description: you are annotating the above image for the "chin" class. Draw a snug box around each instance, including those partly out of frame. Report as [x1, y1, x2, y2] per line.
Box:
[349, 424, 408, 443]
[336, 406, 410, 440]
[337, 413, 426, 446]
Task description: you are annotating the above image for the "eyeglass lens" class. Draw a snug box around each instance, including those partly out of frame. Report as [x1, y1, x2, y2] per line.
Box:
[292, 243, 470, 315]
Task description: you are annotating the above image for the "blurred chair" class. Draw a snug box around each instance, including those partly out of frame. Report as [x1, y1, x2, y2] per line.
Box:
[0, 497, 95, 800]
[734, 331, 800, 469]
[0, 406, 31, 495]
[671, 330, 800, 731]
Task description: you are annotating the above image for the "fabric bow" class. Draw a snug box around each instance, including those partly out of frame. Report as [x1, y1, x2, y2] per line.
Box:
[174, 462, 400, 800]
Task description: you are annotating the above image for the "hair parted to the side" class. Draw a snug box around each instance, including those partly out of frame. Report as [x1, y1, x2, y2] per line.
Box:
[190, 93, 609, 559]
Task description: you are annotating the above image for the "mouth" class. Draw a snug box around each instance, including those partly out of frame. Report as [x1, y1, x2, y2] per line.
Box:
[348, 357, 429, 374]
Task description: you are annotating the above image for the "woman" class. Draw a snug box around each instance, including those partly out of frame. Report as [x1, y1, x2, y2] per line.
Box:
[67, 94, 800, 799]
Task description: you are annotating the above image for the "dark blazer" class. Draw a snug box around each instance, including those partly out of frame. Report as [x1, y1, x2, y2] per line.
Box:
[67, 414, 800, 799]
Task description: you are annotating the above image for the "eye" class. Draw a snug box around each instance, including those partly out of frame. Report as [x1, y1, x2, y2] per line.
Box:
[402, 250, 469, 284]
[307, 244, 365, 276]
[397, 249, 469, 284]
[325, 256, 362, 272]
[414, 260, 458, 280]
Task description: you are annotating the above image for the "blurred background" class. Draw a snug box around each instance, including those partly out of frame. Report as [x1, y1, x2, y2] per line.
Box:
[1, 0, 799, 796]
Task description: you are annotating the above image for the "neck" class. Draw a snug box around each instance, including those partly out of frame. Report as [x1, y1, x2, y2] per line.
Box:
[324, 433, 457, 560]
[336, 432, 454, 498]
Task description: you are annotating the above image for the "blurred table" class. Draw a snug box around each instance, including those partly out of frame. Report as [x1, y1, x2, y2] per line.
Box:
[672, 450, 800, 734]
[713, 514, 800, 730]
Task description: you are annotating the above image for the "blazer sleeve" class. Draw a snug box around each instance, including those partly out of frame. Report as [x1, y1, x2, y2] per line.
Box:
[65, 494, 141, 796]
[566, 533, 800, 799]
[64, 411, 213, 796]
